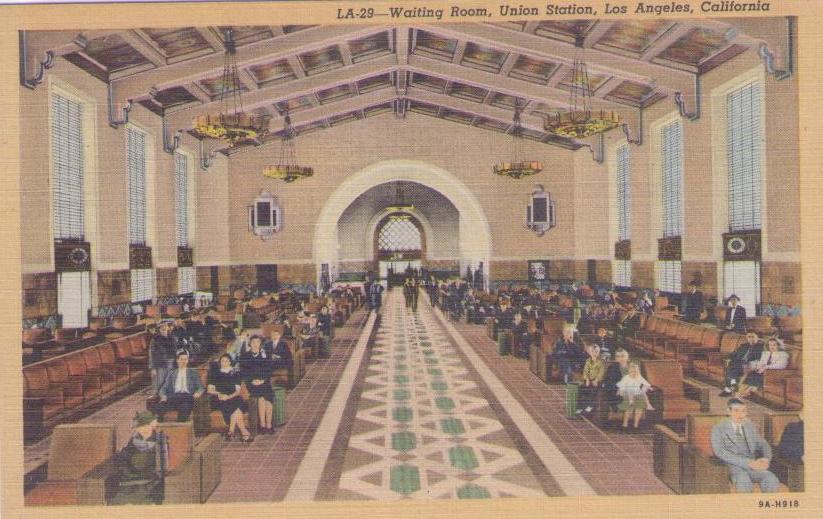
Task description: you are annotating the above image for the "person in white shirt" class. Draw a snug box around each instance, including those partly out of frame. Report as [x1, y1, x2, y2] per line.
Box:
[737, 337, 789, 398]
[616, 362, 655, 429]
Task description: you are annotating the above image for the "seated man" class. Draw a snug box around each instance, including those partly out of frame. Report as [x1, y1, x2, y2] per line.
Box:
[510, 312, 532, 359]
[158, 350, 205, 422]
[711, 398, 780, 493]
[777, 417, 804, 463]
[267, 329, 294, 368]
[592, 326, 614, 361]
[720, 332, 764, 396]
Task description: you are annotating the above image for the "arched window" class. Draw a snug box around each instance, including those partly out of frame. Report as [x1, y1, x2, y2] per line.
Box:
[377, 214, 421, 252]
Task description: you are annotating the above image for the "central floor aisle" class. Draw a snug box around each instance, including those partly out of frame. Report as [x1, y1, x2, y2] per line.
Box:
[335, 289, 547, 499]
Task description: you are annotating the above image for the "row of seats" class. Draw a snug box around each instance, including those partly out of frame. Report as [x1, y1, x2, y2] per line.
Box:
[653, 412, 803, 494]
[24, 422, 221, 506]
[628, 316, 802, 409]
[22, 332, 150, 442]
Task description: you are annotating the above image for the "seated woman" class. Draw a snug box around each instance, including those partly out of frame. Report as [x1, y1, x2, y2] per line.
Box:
[616, 362, 654, 429]
[207, 354, 252, 442]
[511, 312, 532, 359]
[227, 328, 250, 362]
[111, 411, 163, 505]
[239, 336, 275, 434]
[737, 337, 789, 398]
[576, 343, 606, 415]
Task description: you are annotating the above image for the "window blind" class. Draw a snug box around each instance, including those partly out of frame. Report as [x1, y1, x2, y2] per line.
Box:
[174, 152, 189, 248]
[51, 93, 85, 240]
[656, 260, 681, 294]
[613, 260, 632, 288]
[131, 268, 154, 303]
[127, 127, 147, 245]
[661, 120, 683, 238]
[178, 266, 196, 295]
[616, 144, 631, 241]
[724, 261, 760, 314]
[727, 82, 762, 232]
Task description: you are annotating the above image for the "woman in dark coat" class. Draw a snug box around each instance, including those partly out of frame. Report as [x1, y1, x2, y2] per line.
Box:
[239, 336, 274, 434]
[208, 354, 252, 442]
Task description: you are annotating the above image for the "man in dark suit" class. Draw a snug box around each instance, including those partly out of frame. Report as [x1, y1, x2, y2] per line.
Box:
[711, 398, 780, 492]
[720, 331, 764, 396]
[680, 281, 704, 323]
[266, 330, 293, 368]
[724, 294, 748, 333]
[158, 350, 205, 422]
[777, 419, 804, 463]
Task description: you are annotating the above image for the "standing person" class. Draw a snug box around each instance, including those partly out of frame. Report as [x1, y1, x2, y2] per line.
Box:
[370, 281, 384, 313]
[711, 398, 780, 492]
[403, 278, 412, 308]
[680, 281, 704, 323]
[720, 332, 764, 396]
[207, 354, 252, 442]
[552, 326, 583, 383]
[410, 277, 419, 311]
[239, 336, 275, 434]
[724, 294, 748, 333]
[149, 322, 176, 396]
[158, 350, 205, 422]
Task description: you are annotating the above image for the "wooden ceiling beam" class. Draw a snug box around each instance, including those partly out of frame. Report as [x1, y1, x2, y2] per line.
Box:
[583, 21, 615, 48]
[120, 30, 167, 67]
[641, 23, 693, 61]
[195, 27, 226, 52]
[110, 25, 390, 105]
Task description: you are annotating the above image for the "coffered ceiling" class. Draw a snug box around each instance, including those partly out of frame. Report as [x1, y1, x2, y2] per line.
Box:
[21, 17, 793, 155]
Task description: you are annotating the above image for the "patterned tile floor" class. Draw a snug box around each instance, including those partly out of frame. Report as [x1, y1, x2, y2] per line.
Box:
[329, 291, 551, 500]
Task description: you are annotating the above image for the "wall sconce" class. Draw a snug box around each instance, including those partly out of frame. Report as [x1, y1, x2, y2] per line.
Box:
[526, 185, 556, 236]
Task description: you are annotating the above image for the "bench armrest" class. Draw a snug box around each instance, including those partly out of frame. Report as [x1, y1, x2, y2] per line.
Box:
[683, 378, 711, 412]
[79, 458, 120, 505]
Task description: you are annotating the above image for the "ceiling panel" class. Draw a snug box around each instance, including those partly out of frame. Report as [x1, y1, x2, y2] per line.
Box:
[658, 27, 731, 66]
[248, 59, 296, 86]
[218, 26, 274, 46]
[152, 85, 199, 108]
[535, 20, 597, 42]
[557, 68, 610, 93]
[364, 102, 393, 117]
[440, 109, 475, 125]
[316, 84, 355, 104]
[329, 111, 362, 126]
[81, 33, 151, 72]
[475, 118, 509, 132]
[597, 20, 671, 53]
[606, 80, 654, 105]
[357, 73, 393, 93]
[408, 101, 440, 116]
[414, 30, 458, 60]
[489, 92, 527, 109]
[409, 73, 448, 93]
[448, 82, 489, 103]
[349, 32, 391, 62]
[461, 42, 508, 72]
[142, 27, 211, 58]
[299, 45, 344, 75]
[275, 95, 315, 114]
[509, 55, 559, 83]
[198, 75, 247, 97]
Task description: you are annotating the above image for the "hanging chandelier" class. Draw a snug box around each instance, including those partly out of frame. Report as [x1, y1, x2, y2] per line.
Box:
[493, 101, 543, 179]
[544, 35, 620, 139]
[262, 110, 314, 182]
[192, 28, 269, 147]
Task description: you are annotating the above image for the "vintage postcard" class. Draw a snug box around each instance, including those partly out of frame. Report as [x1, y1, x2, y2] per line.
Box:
[1, 0, 821, 518]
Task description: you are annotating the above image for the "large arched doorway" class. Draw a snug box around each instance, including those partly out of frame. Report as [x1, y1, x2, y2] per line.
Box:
[374, 212, 424, 286]
[313, 160, 491, 291]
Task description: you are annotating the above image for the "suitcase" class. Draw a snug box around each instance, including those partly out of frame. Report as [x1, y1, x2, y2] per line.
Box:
[565, 382, 580, 418]
[497, 331, 511, 356]
[273, 386, 287, 426]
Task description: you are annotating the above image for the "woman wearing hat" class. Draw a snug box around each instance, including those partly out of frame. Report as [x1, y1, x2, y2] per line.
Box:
[737, 336, 789, 398]
[111, 411, 164, 505]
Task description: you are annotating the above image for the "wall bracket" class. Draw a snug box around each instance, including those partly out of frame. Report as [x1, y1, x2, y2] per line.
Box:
[19, 31, 55, 89]
[107, 82, 133, 128]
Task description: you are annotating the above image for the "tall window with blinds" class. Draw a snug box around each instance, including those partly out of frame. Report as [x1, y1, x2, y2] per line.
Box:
[727, 82, 762, 232]
[613, 260, 632, 288]
[656, 260, 682, 294]
[178, 266, 196, 295]
[661, 120, 683, 238]
[616, 144, 631, 242]
[174, 152, 189, 248]
[131, 268, 154, 303]
[51, 93, 85, 240]
[127, 127, 147, 246]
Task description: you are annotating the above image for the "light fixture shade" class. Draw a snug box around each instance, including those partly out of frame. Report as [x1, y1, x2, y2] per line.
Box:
[493, 161, 544, 179]
[262, 164, 314, 182]
[544, 110, 620, 139]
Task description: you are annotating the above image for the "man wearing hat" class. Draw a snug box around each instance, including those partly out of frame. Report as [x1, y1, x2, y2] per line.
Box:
[111, 411, 165, 505]
[720, 331, 764, 396]
[724, 294, 748, 333]
[149, 320, 176, 396]
[680, 281, 704, 323]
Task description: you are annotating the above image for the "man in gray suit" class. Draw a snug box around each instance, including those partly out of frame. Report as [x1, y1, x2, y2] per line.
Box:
[711, 398, 780, 492]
